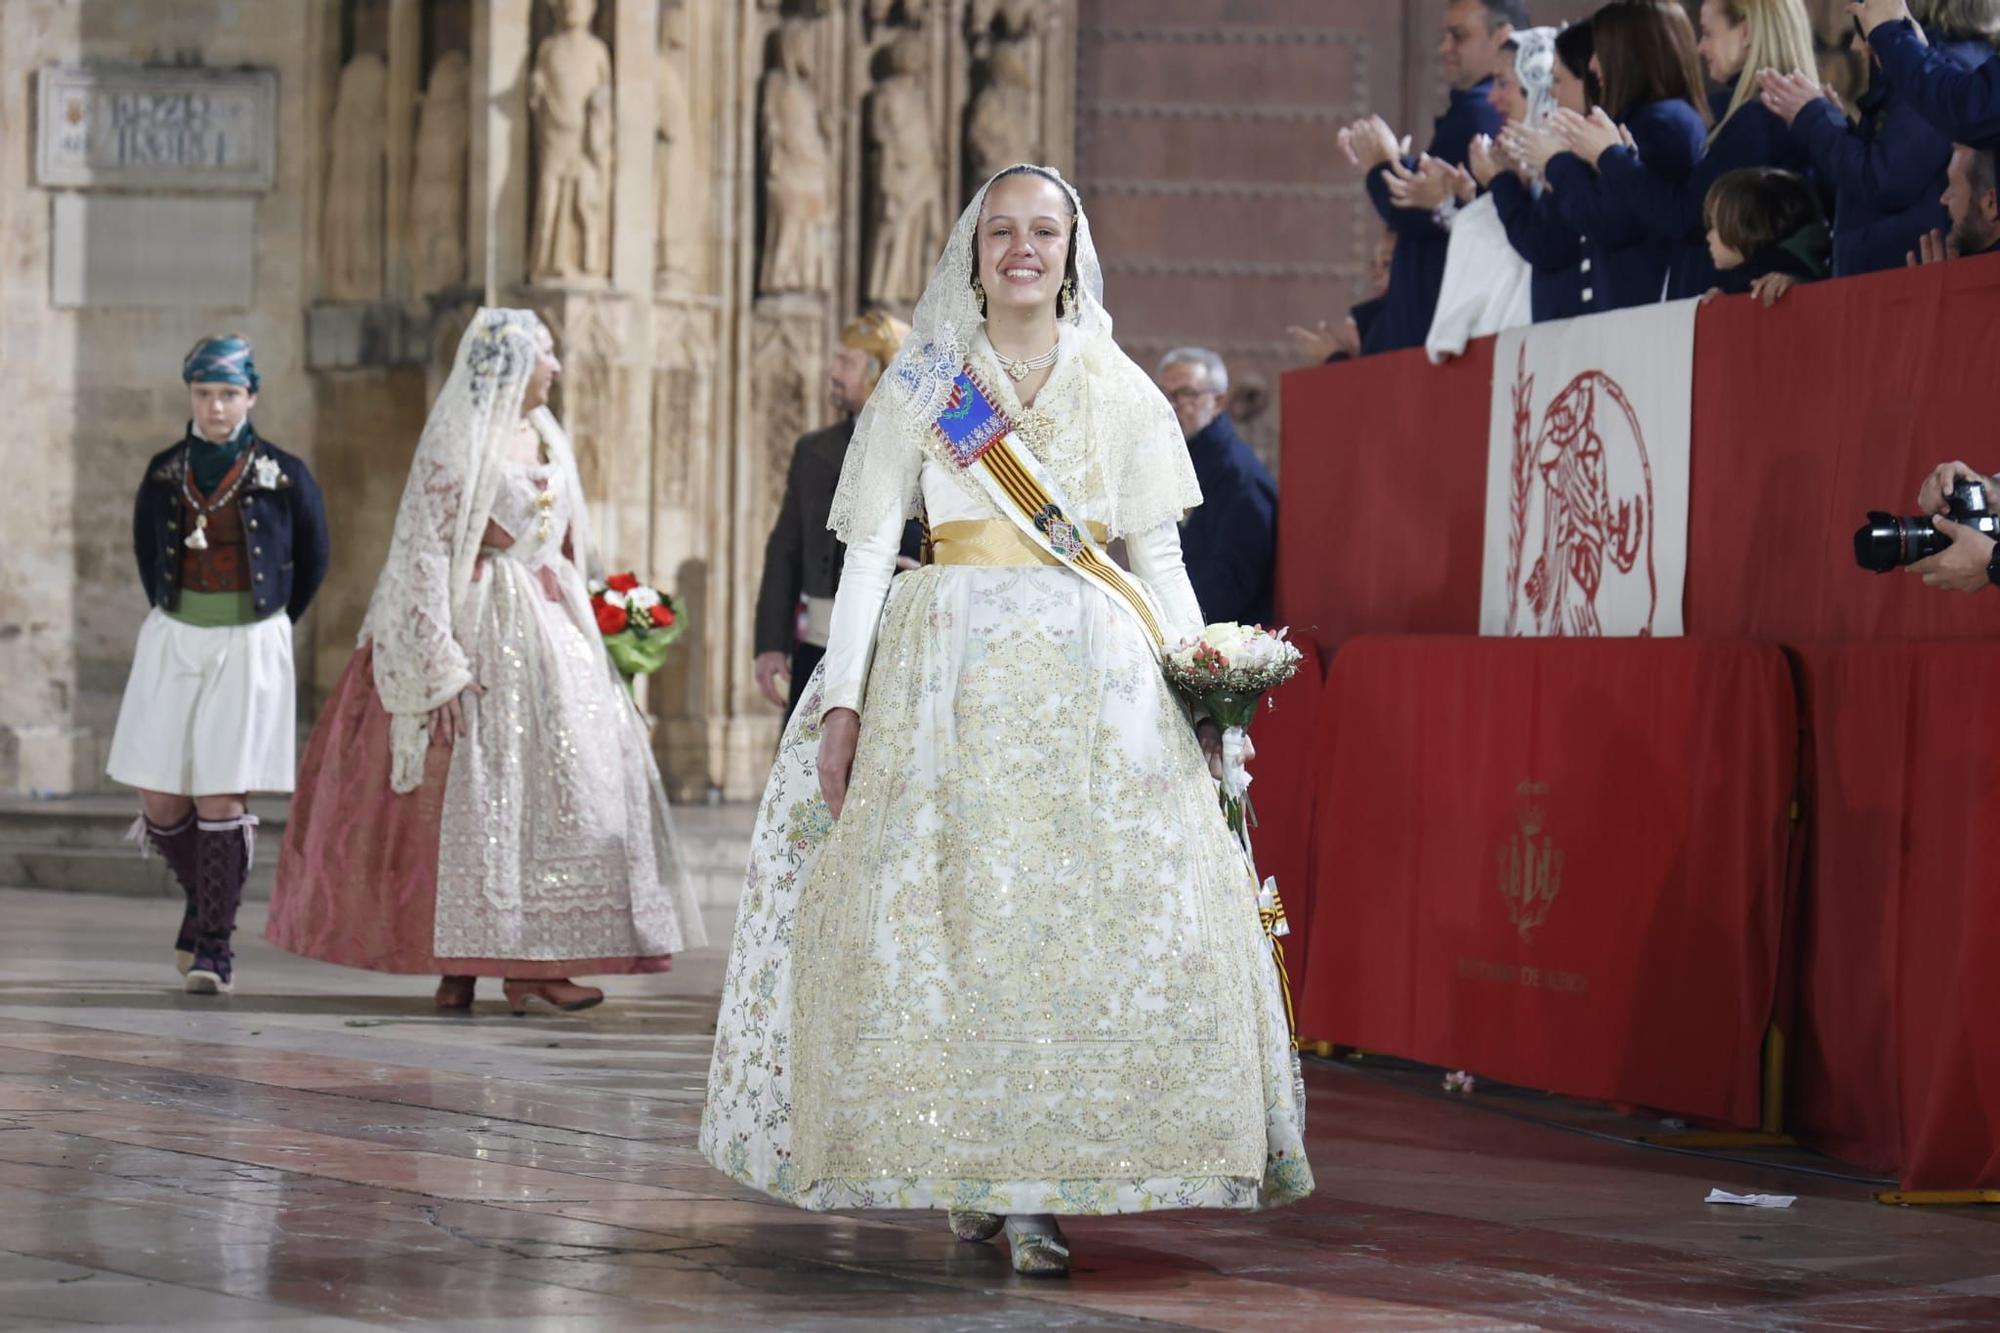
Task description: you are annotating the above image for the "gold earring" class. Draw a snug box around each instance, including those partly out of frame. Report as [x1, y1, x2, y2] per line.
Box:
[973, 277, 988, 317]
[1060, 277, 1076, 317]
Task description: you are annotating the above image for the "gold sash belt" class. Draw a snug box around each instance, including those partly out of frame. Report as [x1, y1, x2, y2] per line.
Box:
[929, 518, 1111, 568]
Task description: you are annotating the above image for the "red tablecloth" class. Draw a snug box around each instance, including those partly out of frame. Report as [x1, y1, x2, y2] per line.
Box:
[1297, 637, 1799, 1129]
[1796, 643, 2000, 1189]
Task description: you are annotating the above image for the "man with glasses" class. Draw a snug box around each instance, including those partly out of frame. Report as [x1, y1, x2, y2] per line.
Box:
[1155, 347, 1277, 627]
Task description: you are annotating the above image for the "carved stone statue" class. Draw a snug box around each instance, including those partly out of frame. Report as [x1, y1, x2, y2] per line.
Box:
[655, 5, 698, 278]
[322, 50, 387, 300]
[866, 32, 944, 306]
[965, 0, 1039, 193]
[529, 0, 615, 284]
[860, 0, 920, 27]
[758, 20, 831, 295]
[408, 50, 470, 296]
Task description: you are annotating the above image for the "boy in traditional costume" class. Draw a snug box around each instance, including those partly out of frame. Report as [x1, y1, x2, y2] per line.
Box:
[108, 336, 330, 994]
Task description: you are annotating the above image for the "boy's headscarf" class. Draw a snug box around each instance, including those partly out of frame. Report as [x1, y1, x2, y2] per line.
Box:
[182, 335, 261, 393]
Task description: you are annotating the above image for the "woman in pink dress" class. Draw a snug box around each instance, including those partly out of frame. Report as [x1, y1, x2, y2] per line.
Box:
[268, 309, 704, 1013]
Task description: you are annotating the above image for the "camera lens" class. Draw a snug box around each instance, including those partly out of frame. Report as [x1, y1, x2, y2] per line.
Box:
[1853, 512, 1946, 573]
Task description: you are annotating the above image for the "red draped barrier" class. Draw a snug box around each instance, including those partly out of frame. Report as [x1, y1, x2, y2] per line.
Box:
[1296, 637, 1798, 1128]
[1278, 260, 2000, 645]
[1798, 643, 2000, 1189]
[1271, 259, 2000, 1185]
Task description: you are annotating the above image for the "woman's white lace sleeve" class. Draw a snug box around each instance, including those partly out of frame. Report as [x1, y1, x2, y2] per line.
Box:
[366, 446, 476, 792]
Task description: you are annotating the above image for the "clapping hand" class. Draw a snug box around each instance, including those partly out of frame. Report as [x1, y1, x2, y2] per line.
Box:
[1551, 107, 1628, 168]
[1847, 0, 1917, 39]
[1756, 68, 1836, 124]
[1285, 317, 1360, 363]
[1908, 228, 1959, 266]
[1468, 134, 1512, 188]
[1385, 155, 1473, 211]
[1501, 122, 1562, 177]
[1339, 115, 1409, 172]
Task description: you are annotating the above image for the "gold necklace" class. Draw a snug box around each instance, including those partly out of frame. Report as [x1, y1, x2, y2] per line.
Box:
[996, 337, 1060, 382]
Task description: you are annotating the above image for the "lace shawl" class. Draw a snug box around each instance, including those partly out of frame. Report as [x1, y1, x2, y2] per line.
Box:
[827, 164, 1201, 543]
[362, 308, 594, 793]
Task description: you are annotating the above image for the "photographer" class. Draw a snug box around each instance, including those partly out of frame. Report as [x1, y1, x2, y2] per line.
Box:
[1909, 460, 2000, 589]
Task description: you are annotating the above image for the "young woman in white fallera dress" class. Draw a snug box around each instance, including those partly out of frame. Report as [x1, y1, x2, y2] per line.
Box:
[700, 166, 1311, 1277]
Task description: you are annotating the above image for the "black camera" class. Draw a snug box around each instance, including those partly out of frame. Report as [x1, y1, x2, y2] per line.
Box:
[1854, 476, 2000, 573]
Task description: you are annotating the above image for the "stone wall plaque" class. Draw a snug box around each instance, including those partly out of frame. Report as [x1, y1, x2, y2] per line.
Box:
[37, 66, 278, 192]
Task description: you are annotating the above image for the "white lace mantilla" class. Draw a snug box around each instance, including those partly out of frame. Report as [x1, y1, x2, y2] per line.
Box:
[828, 165, 1201, 547]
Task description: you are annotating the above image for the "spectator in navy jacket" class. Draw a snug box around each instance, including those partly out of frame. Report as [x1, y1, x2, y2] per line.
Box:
[1528, 1, 1711, 311]
[1909, 142, 2000, 261]
[1857, 0, 2000, 146]
[1557, 0, 1819, 300]
[1482, 21, 1598, 321]
[1154, 348, 1277, 628]
[1339, 0, 1519, 354]
[1761, 1, 1999, 276]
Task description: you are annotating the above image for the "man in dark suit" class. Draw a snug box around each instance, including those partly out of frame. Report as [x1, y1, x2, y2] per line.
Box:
[1341, 0, 1519, 353]
[754, 311, 915, 719]
[1155, 347, 1277, 627]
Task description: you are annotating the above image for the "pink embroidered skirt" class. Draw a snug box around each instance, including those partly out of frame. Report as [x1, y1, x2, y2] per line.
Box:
[266, 644, 672, 978]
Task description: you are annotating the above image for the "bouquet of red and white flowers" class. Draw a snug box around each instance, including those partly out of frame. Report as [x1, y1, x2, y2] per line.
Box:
[588, 571, 686, 681]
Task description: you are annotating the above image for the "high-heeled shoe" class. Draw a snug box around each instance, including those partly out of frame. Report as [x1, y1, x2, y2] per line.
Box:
[502, 978, 604, 1015]
[947, 1209, 1005, 1243]
[435, 975, 476, 1012]
[1003, 1216, 1071, 1277]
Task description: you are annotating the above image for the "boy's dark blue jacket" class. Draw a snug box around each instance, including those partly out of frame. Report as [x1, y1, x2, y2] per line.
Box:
[1545, 98, 1709, 311]
[1363, 81, 1506, 354]
[133, 426, 331, 623]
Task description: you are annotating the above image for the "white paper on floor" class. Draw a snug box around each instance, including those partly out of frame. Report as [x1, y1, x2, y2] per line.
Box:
[1705, 1189, 1797, 1208]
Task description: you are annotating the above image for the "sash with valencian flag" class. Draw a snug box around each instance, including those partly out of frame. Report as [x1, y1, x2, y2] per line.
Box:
[931, 363, 1167, 653]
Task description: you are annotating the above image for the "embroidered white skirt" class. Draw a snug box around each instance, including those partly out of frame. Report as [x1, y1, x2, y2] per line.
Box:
[106, 608, 297, 795]
[700, 565, 1311, 1215]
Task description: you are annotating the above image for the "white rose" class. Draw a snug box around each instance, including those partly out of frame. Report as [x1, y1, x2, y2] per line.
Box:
[627, 586, 661, 610]
[603, 589, 629, 609]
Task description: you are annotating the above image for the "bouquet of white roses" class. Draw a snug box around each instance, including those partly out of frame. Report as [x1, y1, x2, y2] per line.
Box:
[1165, 622, 1304, 732]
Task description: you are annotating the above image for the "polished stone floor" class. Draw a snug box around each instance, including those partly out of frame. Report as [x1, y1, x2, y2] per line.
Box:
[3, 887, 1997, 1331]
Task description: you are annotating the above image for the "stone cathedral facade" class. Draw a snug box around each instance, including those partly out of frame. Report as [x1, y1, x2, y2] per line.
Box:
[0, 0, 1077, 801]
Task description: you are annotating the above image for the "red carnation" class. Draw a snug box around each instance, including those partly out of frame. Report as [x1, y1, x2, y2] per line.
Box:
[605, 572, 639, 592]
[594, 600, 629, 635]
[650, 604, 675, 628]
